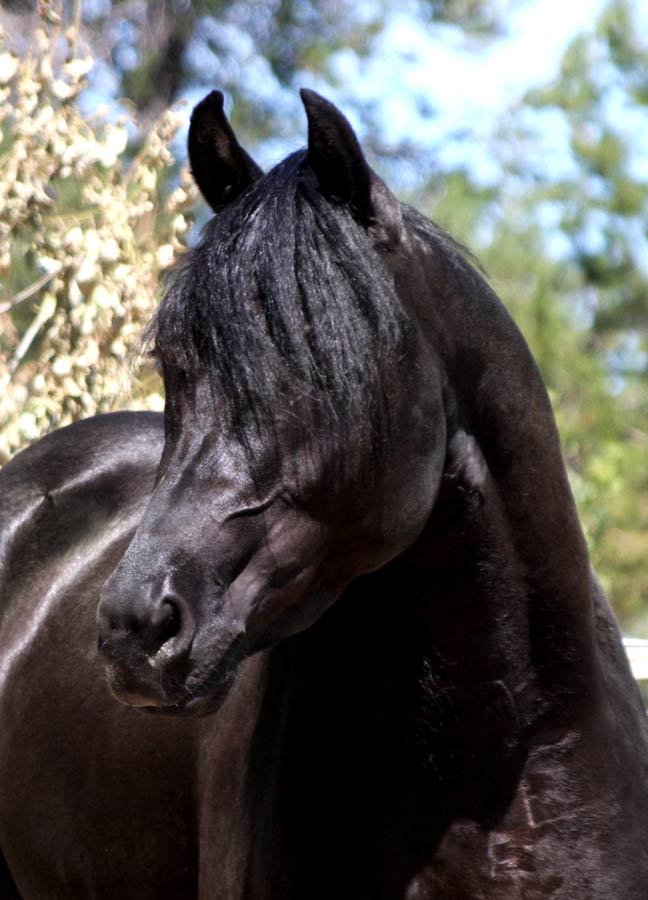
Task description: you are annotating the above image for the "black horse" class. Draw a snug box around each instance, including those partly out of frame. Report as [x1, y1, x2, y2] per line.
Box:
[0, 90, 646, 899]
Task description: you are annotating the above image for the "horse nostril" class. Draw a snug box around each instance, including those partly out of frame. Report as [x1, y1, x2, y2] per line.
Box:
[97, 590, 191, 670]
[146, 597, 192, 670]
[158, 599, 181, 647]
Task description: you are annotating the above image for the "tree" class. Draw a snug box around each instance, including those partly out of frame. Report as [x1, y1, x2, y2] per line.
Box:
[1, 0, 505, 133]
[0, 8, 195, 460]
[519, 0, 648, 629]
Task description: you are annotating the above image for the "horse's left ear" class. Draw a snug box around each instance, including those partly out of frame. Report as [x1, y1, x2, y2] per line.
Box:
[188, 90, 263, 213]
[300, 89, 402, 247]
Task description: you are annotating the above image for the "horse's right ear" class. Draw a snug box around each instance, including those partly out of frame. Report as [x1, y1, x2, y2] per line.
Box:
[300, 89, 402, 248]
[188, 91, 263, 213]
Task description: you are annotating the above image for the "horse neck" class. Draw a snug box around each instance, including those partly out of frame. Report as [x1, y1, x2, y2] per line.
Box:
[400, 244, 598, 733]
[226, 249, 641, 886]
[254, 249, 601, 814]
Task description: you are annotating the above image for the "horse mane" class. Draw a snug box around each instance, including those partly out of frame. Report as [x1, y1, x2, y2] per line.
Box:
[401, 204, 485, 276]
[152, 150, 413, 461]
[150, 151, 481, 466]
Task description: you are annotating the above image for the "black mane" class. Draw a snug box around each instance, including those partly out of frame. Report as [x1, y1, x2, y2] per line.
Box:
[152, 151, 412, 460]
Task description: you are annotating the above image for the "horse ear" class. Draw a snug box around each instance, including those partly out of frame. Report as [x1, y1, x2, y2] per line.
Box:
[300, 89, 402, 246]
[300, 89, 371, 225]
[188, 90, 263, 213]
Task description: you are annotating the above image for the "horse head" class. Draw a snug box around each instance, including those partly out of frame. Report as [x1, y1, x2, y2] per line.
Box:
[97, 90, 446, 715]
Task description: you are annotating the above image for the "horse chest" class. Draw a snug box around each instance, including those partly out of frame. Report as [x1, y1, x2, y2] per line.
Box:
[406, 738, 648, 900]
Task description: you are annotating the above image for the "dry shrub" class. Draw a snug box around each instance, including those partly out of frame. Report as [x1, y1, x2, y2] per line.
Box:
[0, 2, 195, 462]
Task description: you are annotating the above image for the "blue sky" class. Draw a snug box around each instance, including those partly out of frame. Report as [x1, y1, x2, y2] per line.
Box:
[177, 0, 622, 193]
[84, 0, 646, 195]
[324, 0, 611, 183]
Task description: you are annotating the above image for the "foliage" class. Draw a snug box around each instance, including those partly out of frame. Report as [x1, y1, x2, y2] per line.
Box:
[524, 0, 648, 378]
[0, 5, 195, 462]
[521, 1, 648, 630]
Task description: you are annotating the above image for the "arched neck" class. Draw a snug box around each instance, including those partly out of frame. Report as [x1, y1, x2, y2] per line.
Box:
[398, 233, 598, 729]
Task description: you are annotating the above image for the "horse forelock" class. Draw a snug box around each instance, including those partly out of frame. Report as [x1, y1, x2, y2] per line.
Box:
[151, 150, 414, 470]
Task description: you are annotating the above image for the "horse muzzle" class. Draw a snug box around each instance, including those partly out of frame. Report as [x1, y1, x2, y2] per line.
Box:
[96, 571, 250, 716]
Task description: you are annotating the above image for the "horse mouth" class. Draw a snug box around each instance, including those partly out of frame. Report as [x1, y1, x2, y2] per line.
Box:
[132, 633, 248, 718]
[141, 678, 234, 718]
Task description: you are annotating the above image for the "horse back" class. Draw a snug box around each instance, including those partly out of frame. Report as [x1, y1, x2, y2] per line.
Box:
[0, 413, 200, 899]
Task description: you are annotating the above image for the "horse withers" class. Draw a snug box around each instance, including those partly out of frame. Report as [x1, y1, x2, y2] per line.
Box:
[0, 89, 646, 899]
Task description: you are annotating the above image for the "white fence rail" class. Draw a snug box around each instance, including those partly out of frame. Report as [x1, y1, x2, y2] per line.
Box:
[624, 638, 648, 682]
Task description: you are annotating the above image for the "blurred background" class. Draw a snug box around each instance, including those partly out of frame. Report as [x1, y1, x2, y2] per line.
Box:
[0, 0, 646, 632]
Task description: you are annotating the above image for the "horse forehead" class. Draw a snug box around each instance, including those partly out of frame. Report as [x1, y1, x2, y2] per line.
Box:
[160, 426, 261, 506]
[169, 381, 335, 488]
